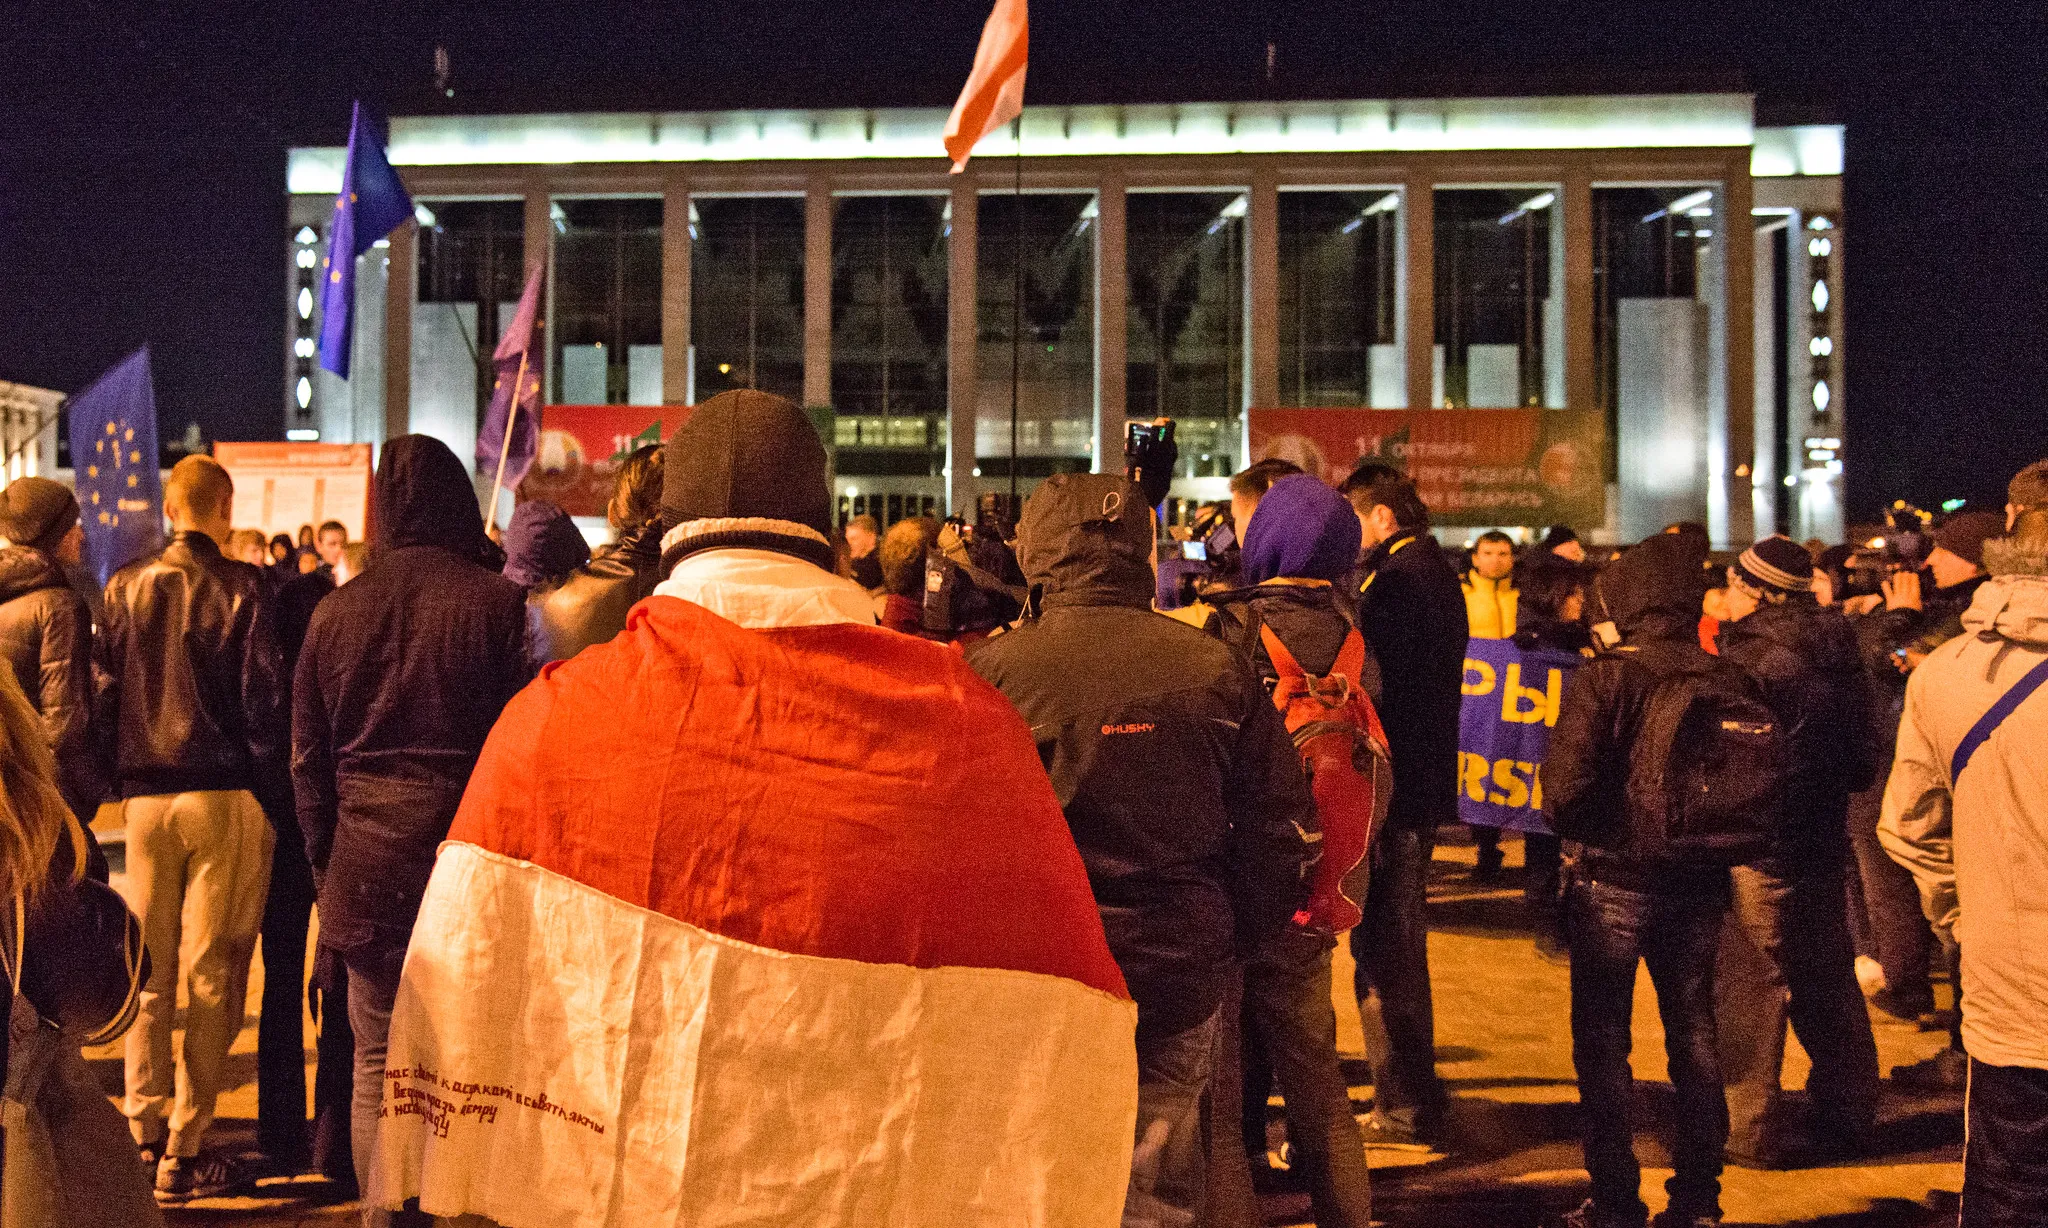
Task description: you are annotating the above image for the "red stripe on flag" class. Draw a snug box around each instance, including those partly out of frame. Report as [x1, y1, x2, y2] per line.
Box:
[943, 0, 1029, 171]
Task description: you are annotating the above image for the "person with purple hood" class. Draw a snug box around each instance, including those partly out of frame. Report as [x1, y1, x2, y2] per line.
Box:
[500, 499, 590, 598]
[1202, 471, 1377, 1228]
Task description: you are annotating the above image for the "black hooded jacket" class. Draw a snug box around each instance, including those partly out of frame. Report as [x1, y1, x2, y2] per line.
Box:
[292, 436, 530, 981]
[0, 546, 98, 815]
[96, 531, 286, 801]
[1543, 532, 1742, 894]
[1717, 599, 1877, 849]
[967, 474, 1318, 1043]
[531, 521, 662, 664]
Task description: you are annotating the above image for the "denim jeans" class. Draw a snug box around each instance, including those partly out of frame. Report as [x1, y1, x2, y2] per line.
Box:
[1123, 1010, 1220, 1228]
[1210, 930, 1372, 1228]
[1963, 1059, 2048, 1228]
[344, 955, 433, 1228]
[1349, 825, 1444, 1129]
[1718, 852, 1881, 1156]
[1565, 869, 1729, 1224]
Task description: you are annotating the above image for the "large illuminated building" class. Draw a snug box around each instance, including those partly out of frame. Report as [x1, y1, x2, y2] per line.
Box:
[284, 93, 1844, 545]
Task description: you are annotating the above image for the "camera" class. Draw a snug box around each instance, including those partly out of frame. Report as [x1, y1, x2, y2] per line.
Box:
[1124, 419, 1178, 508]
[1841, 501, 1935, 599]
[1155, 502, 1240, 610]
[922, 509, 1027, 639]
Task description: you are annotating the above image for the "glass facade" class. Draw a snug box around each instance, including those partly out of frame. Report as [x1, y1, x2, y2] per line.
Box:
[829, 195, 949, 462]
[690, 196, 805, 404]
[1433, 188, 1564, 409]
[1278, 189, 1405, 408]
[413, 200, 526, 465]
[1127, 191, 1246, 477]
[975, 192, 1097, 476]
[552, 198, 664, 405]
[1595, 185, 1726, 538]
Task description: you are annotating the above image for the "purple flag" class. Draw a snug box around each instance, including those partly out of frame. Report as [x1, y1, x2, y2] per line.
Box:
[478, 265, 544, 493]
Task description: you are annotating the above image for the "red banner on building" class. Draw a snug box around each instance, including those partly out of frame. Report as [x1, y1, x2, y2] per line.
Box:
[1247, 408, 1606, 528]
[517, 405, 680, 517]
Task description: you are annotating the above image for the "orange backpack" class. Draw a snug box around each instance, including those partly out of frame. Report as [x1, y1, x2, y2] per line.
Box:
[1255, 619, 1393, 934]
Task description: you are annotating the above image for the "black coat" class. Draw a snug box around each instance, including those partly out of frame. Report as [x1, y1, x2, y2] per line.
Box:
[1543, 533, 1733, 895]
[1201, 581, 1381, 702]
[530, 522, 662, 665]
[967, 474, 1317, 1043]
[292, 437, 530, 982]
[1353, 530, 1467, 830]
[94, 531, 286, 801]
[1718, 600, 1878, 848]
[0, 547, 98, 816]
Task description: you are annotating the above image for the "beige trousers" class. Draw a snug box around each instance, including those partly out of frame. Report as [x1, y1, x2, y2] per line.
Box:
[117, 789, 272, 1158]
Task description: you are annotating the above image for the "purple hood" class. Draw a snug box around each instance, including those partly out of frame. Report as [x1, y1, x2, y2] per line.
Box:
[1240, 474, 1361, 584]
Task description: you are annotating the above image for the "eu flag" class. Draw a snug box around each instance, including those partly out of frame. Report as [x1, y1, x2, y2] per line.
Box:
[67, 347, 164, 588]
[317, 101, 414, 379]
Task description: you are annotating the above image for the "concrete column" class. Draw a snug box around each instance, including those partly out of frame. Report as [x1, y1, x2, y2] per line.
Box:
[1093, 171, 1127, 473]
[1247, 169, 1280, 418]
[804, 181, 834, 409]
[1562, 170, 1595, 413]
[1721, 169, 1757, 547]
[662, 175, 692, 405]
[383, 220, 415, 444]
[947, 180, 979, 514]
[522, 186, 551, 402]
[1404, 174, 1436, 411]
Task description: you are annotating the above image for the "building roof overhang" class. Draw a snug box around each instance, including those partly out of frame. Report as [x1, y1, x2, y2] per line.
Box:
[288, 93, 1842, 194]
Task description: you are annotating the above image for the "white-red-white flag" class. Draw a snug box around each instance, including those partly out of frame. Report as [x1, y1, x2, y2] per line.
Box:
[943, 0, 1028, 173]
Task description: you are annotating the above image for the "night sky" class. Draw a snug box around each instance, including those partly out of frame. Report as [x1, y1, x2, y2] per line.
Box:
[3, 0, 2042, 524]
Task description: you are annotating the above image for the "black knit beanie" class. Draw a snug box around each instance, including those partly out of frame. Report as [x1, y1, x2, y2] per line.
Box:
[0, 477, 79, 554]
[660, 389, 836, 574]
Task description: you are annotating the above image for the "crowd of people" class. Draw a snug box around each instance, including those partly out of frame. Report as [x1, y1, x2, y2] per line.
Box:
[0, 390, 2041, 1228]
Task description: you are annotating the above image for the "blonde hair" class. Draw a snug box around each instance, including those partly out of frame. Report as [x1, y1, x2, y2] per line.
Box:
[0, 669, 86, 905]
[165, 455, 234, 521]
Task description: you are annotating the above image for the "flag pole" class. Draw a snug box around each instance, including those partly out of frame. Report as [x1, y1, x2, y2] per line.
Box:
[485, 347, 529, 531]
[1010, 117, 1021, 507]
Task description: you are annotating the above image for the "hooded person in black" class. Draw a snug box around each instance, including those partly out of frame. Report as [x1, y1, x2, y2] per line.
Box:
[967, 472, 1318, 1228]
[1711, 537, 1881, 1166]
[292, 435, 530, 1225]
[1543, 531, 1739, 1228]
[0, 477, 98, 819]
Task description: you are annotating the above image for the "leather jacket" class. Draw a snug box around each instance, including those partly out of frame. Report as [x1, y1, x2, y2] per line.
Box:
[0, 546, 99, 815]
[94, 531, 287, 800]
[531, 523, 662, 664]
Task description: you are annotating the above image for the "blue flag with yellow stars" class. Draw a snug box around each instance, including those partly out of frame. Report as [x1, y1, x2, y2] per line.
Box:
[67, 347, 164, 587]
[317, 101, 414, 379]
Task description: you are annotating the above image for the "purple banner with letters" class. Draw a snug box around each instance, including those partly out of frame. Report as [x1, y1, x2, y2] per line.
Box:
[1457, 636, 1582, 833]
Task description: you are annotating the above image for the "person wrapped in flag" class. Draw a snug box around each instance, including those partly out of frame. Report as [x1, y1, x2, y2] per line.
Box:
[371, 391, 1139, 1227]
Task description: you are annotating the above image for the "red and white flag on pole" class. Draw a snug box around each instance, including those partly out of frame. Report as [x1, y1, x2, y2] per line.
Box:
[943, 0, 1028, 172]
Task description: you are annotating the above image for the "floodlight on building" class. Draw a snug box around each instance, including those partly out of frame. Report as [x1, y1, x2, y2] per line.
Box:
[297, 288, 313, 319]
[1812, 281, 1830, 313]
[1810, 336, 1833, 357]
[295, 226, 318, 245]
[1809, 237, 1832, 257]
[1812, 380, 1831, 412]
[286, 428, 321, 441]
[1499, 191, 1555, 225]
[415, 203, 438, 228]
[551, 201, 568, 234]
[296, 249, 316, 268]
[1641, 189, 1712, 223]
[295, 377, 312, 409]
[295, 338, 315, 358]
[1809, 216, 1834, 230]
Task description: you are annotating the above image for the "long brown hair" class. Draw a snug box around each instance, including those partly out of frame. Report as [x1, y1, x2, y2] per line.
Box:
[0, 669, 86, 905]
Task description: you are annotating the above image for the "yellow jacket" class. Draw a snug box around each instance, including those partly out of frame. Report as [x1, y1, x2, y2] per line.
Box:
[1462, 570, 1518, 638]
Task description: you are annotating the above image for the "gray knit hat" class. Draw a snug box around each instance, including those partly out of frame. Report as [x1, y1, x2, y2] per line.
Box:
[659, 389, 836, 574]
[1730, 534, 1814, 601]
[0, 477, 79, 554]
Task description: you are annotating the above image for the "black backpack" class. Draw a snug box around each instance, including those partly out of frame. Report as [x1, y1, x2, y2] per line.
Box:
[1614, 644, 1790, 865]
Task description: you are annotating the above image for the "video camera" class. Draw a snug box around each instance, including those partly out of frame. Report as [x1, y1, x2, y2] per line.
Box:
[922, 495, 1027, 639]
[1156, 502, 1240, 610]
[1841, 501, 1935, 599]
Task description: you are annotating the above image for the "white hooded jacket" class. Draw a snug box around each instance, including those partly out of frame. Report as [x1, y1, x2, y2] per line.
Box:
[1880, 541, 2048, 1071]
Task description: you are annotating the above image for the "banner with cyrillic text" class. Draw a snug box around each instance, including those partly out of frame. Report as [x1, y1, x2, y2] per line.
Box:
[1457, 636, 1582, 833]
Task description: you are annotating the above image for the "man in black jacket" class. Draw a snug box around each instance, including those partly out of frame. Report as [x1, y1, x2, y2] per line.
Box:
[1338, 462, 1465, 1143]
[1544, 532, 1737, 1228]
[968, 472, 1318, 1228]
[97, 455, 287, 1201]
[532, 443, 663, 664]
[0, 476, 98, 818]
[293, 435, 530, 1226]
[1714, 536, 1881, 1166]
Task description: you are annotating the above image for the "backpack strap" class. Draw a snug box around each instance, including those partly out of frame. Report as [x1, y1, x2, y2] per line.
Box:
[1951, 653, 2048, 785]
[1261, 623, 1354, 709]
